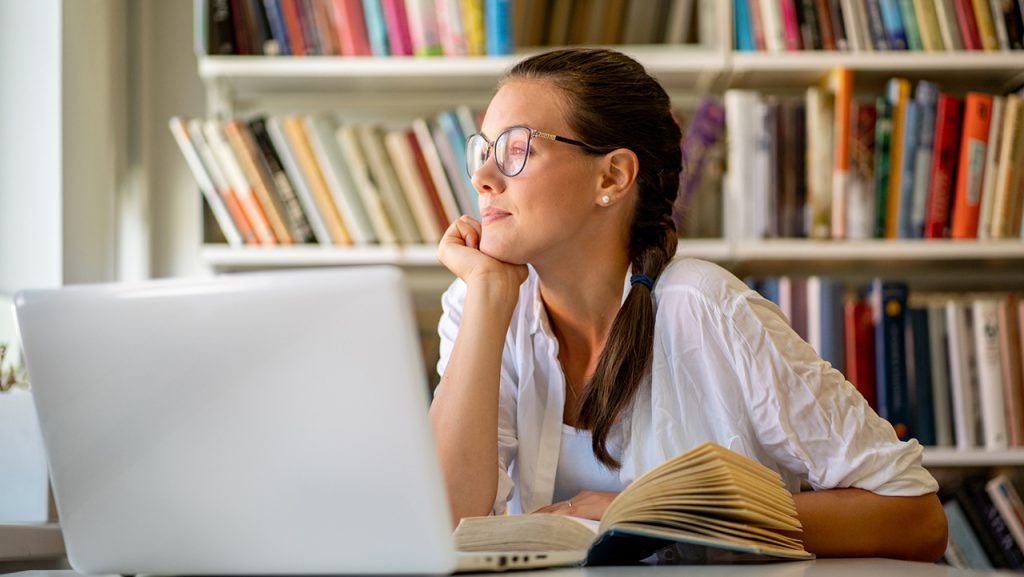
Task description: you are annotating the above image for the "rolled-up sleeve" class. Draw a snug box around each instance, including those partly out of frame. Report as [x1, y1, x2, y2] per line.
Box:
[726, 291, 938, 496]
[435, 279, 518, 514]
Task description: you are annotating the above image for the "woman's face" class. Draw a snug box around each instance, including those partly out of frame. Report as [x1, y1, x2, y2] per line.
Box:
[472, 79, 605, 265]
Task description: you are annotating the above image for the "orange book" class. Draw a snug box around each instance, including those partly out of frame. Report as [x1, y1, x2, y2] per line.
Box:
[279, 0, 307, 56]
[202, 119, 277, 245]
[224, 120, 294, 244]
[185, 119, 258, 245]
[951, 92, 995, 239]
[280, 116, 352, 245]
[827, 68, 853, 239]
[885, 78, 910, 239]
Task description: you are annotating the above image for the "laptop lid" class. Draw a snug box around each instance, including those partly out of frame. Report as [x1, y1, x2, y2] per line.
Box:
[14, 267, 458, 575]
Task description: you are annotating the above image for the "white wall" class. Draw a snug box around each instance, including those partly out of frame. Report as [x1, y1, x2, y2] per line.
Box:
[0, 0, 63, 296]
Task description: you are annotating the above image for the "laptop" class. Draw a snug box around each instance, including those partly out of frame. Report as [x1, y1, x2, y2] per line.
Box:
[13, 266, 580, 575]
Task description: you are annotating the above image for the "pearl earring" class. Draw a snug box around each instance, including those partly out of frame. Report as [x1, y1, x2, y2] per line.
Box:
[601, 195, 611, 205]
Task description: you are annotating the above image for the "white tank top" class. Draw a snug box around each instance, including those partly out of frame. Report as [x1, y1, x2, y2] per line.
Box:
[552, 421, 628, 503]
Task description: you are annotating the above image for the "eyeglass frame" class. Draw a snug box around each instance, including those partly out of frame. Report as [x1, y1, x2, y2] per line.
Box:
[465, 125, 604, 179]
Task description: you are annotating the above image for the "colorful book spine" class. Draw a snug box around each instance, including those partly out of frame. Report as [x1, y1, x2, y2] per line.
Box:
[977, 96, 1006, 239]
[913, 0, 946, 50]
[951, 92, 995, 239]
[828, 67, 852, 239]
[909, 81, 939, 239]
[262, 0, 292, 55]
[461, 0, 486, 55]
[944, 499, 995, 570]
[279, 0, 307, 55]
[380, 0, 413, 55]
[331, 0, 372, 56]
[907, 307, 935, 445]
[879, 0, 909, 49]
[484, 0, 511, 55]
[895, 99, 920, 238]
[405, 0, 443, 55]
[780, 0, 803, 49]
[264, 116, 333, 245]
[871, 279, 911, 440]
[873, 97, 893, 239]
[954, 0, 984, 49]
[735, 0, 756, 50]
[885, 78, 910, 239]
[362, 0, 391, 55]
[847, 100, 877, 240]
[844, 297, 877, 409]
[897, 0, 923, 49]
[924, 95, 963, 239]
[864, 0, 891, 49]
[247, 117, 315, 244]
[935, 0, 964, 50]
[972, 0, 1001, 49]
[435, 0, 467, 56]
[186, 119, 258, 245]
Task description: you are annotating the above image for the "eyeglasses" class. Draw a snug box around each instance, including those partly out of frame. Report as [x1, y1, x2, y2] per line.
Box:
[465, 126, 599, 178]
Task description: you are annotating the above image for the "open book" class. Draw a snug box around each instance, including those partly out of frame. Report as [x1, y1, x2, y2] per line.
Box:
[454, 442, 814, 565]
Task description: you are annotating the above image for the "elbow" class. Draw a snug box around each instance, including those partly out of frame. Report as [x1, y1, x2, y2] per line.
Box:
[902, 493, 948, 563]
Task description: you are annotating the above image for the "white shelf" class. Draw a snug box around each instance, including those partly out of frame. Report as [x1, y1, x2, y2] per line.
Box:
[923, 448, 1024, 467]
[202, 239, 1024, 270]
[728, 52, 1024, 92]
[199, 46, 727, 98]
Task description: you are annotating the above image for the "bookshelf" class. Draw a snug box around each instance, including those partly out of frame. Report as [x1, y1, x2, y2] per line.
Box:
[190, 2, 1024, 473]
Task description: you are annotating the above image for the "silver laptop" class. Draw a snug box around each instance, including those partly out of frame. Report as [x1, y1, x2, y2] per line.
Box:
[14, 267, 579, 575]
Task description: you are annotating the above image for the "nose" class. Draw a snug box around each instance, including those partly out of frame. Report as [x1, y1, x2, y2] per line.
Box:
[470, 152, 505, 196]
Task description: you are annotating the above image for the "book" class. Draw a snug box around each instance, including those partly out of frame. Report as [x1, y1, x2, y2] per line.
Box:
[223, 119, 294, 244]
[972, 0, 1001, 48]
[954, 0, 984, 49]
[847, 100, 876, 239]
[908, 80, 939, 238]
[989, 94, 1024, 239]
[336, 124, 398, 244]
[873, 97, 893, 238]
[358, 124, 422, 244]
[951, 92, 994, 239]
[453, 442, 814, 564]
[825, 67, 851, 239]
[913, 0, 946, 50]
[202, 119, 278, 244]
[986, 475, 1024, 552]
[384, 128, 444, 243]
[944, 498, 995, 570]
[907, 306, 935, 445]
[884, 78, 910, 239]
[879, 0, 908, 49]
[897, 0, 923, 49]
[265, 116, 333, 245]
[871, 279, 911, 440]
[927, 301, 954, 446]
[247, 117, 316, 244]
[923, 94, 963, 239]
[999, 294, 1024, 446]
[972, 297, 1009, 450]
[280, 115, 353, 245]
[946, 298, 980, 449]
[934, 0, 964, 50]
[484, 0, 511, 55]
[674, 98, 726, 229]
[186, 118, 258, 245]
[976, 95, 1005, 239]
[169, 117, 245, 248]
[844, 296, 877, 410]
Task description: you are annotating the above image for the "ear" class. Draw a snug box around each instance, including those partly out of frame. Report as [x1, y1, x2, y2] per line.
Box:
[595, 148, 639, 207]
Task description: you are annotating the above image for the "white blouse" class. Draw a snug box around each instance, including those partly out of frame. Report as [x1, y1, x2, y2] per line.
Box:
[435, 258, 939, 516]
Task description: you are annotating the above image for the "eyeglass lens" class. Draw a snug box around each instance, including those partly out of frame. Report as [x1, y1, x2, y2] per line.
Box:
[466, 127, 533, 178]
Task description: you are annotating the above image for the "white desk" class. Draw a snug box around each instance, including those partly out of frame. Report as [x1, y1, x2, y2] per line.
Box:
[3, 559, 1019, 576]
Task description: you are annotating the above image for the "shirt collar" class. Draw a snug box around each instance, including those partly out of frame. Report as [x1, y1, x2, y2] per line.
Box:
[527, 264, 634, 337]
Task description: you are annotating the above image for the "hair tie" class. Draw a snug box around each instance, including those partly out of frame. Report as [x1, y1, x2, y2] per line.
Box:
[630, 274, 654, 290]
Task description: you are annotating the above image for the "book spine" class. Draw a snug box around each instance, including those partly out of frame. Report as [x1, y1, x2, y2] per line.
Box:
[928, 302, 954, 446]
[230, 0, 253, 54]
[797, 0, 823, 49]
[735, 0, 756, 50]
[844, 298, 877, 409]
[461, 0, 487, 55]
[907, 307, 936, 445]
[989, 95, 1023, 239]
[872, 279, 911, 440]
[955, 0, 984, 49]
[935, 0, 964, 50]
[897, 0, 923, 49]
[384, 129, 443, 242]
[485, 0, 512, 54]
[209, 0, 238, 54]
[779, 0, 804, 49]
[358, 124, 422, 243]
[380, 0, 414, 55]
[847, 100, 877, 239]
[879, 0, 909, 48]
[987, 475, 1024, 552]
[947, 299, 980, 449]
[895, 99, 920, 238]
[203, 120, 278, 245]
[296, 0, 323, 54]
[951, 92, 995, 239]
[262, 0, 292, 54]
[944, 499, 996, 570]
[873, 97, 892, 239]
[885, 78, 910, 239]
[967, 476, 1024, 569]
[863, 0, 891, 49]
[813, 0, 836, 48]
[829, 67, 852, 239]
[987, 0, 1011, 47]
[332, 0, 373, 55]
[973, 298, 1009, 450]
[972, 0, 1001, 48]
[405, 130, 452, 232]
[1000, 294, 1024, 446]
[412, 118, 461, 222]
[279, 0, 307, 55]
[281, 116, 352, 245]
[224, 120, 295, 244]
[334, 123, 396, 244]
[264, 117, 332, 245]
[828, 0, 848, 49]
[247, 117, 315, 244]
[169, 117, 245, 248]
[978, 95, 1006, 239]
[909, 81, 939, 238]
[186, 119, 259, 245]
[405, 0, 444, 55]
[362, 0, 392, 55]
[914, 0, 946, 50]
[955, 481, 1011, 568]
[749, 0, 767, 49]
[1003, 0, 1024, 48]
[435, 0, 467, 56]
[924, 94, 963, 239]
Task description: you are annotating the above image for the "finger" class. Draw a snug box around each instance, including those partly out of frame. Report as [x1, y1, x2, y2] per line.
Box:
[458, 219, 480, 249]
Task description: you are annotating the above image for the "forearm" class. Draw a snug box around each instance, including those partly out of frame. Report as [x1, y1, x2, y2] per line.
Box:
[430, 281, 519, 526]
[791, 488, 947, 562]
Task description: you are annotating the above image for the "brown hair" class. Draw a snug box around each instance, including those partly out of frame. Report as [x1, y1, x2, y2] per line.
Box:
[504, 48, 682, 468]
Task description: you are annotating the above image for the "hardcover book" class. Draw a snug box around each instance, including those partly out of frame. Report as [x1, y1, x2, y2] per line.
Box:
[454, 442, 814, 565]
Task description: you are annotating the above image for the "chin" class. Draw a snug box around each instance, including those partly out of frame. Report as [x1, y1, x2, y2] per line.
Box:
[480, 236, 529, 265]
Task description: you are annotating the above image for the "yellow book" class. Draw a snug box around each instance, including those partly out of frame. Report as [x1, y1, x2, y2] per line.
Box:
[912, 0, 945, 51]
[281, 116, 353, 245]
[885, 78, 911, 239]
[460, 0, 485, 56]
[454, 443, 814, 565]
[971, 0, 1000, 50]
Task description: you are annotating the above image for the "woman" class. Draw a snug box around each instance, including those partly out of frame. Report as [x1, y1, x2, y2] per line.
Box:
[429, 47, 946, 562]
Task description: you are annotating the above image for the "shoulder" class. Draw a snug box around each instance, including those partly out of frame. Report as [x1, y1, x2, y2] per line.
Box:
[653, 257, 758, 312]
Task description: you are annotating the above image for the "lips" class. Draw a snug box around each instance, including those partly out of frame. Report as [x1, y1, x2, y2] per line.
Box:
[480, 207, 511, 225]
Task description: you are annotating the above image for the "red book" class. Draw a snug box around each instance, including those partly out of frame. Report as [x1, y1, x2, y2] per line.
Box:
[381, 0, 414, 55]
[953, 0, 983, 49]
[229, 0, 252, 54]
[331, 0, 373, 56]
[844, 298, 877, 410]
[923, 95, 964, 239]
[280, 0, 307, 56]
[951, 92, 994, 239]
[406, 131, 450, 231]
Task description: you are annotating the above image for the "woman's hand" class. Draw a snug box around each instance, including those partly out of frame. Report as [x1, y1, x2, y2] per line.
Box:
[531, 491, 619, 521]
[437, 215, 528, 291]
